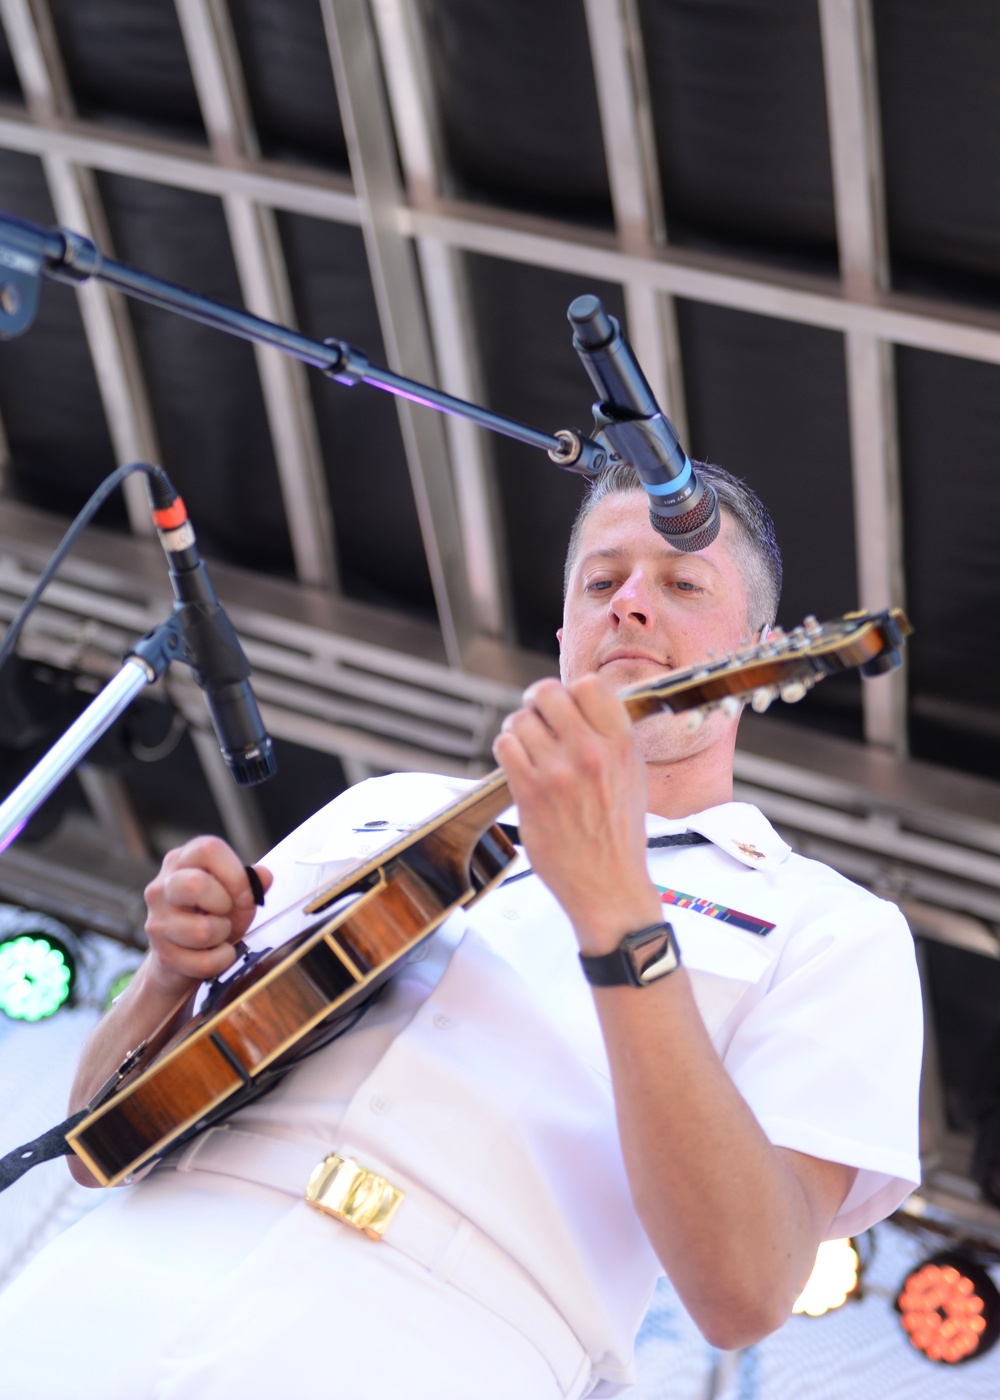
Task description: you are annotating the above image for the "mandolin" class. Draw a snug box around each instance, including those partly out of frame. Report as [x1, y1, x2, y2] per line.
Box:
[66, 607, 911, 1187]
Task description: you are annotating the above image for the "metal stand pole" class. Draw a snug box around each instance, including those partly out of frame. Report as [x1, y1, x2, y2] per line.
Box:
[0, 618, 182, 851]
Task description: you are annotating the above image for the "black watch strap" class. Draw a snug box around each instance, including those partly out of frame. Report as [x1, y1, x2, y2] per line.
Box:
[579, 921, 681, 988]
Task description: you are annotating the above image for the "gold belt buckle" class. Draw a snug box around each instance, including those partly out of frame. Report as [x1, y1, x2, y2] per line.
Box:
[305, 1153, 405, 1240]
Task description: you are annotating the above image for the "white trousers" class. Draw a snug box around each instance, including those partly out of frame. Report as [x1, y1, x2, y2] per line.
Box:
[0, 1169, 588, 1399]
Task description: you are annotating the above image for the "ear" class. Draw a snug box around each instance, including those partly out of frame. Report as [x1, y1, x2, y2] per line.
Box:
[556, 627, 563, 650]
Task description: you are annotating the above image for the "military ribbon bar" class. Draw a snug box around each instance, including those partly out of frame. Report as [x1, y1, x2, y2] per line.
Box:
[656, 886, 775, 937]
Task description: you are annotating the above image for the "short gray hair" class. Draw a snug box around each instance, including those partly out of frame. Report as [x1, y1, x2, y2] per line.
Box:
[563, 460, 782, 632]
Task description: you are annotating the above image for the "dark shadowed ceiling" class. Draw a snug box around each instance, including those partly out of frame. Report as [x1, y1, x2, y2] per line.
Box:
[1, 1, 999, 775]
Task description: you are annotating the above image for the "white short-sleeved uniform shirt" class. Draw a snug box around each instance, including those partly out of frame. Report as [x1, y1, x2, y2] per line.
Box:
[223, 771, 922, 1392]
[0, 773, 922, 1400]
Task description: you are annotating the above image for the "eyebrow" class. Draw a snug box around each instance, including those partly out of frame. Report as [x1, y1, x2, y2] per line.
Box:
[578, 545, 723, 576]
[579, 547, 627, 566]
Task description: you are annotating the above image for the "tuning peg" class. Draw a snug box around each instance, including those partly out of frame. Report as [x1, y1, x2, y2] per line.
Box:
[751, 686, 777, 713]
[682, 708, 706, 732]
[803, 615, 821, 635]
[779, 680, 808, 703]
[720, 696, 742, 719]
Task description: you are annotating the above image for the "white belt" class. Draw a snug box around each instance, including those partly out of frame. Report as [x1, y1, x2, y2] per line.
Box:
[169, 1126, 592, 1397]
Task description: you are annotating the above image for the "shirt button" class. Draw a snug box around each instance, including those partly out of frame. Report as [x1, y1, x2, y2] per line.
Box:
[501, 908, 520, 921]
[433, 1012, 454, 1030]
[369, 1095, 388, 1115]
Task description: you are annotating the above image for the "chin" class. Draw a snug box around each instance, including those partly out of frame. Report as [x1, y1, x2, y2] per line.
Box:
[600, 658, 671, 686]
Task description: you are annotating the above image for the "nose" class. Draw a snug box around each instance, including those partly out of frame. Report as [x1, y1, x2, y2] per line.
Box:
[608, 571, 652, 628]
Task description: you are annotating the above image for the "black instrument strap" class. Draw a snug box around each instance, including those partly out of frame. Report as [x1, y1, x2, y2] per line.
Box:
[0, 1109, 88, 1193]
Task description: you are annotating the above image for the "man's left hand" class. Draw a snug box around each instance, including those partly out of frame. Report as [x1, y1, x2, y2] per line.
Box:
[493, 675, 662, 954]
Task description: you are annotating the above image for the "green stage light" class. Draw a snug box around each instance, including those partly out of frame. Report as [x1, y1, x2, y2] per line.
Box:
[0, 910, 77, 1021]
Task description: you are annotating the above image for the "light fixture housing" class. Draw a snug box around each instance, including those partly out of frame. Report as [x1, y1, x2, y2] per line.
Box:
[0, 906, 77, 1021]
[896, 1251, 1000, 1363]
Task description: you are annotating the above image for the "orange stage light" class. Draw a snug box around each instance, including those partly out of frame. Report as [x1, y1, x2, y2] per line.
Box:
[896, 1252, 1000, 1363]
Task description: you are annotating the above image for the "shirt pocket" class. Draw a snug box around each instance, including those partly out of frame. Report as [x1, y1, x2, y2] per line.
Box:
[669, 907, 777, 1043]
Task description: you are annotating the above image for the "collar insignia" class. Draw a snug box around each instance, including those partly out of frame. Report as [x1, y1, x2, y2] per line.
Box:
[734, 841, 766, 861]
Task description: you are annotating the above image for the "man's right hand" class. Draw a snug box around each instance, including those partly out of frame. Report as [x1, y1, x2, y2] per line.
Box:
[68, 838, 272, 1170]
[142, 836, 273, 1000]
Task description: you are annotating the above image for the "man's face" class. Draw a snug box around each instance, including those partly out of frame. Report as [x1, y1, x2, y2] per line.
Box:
[559, 491, 753, 755]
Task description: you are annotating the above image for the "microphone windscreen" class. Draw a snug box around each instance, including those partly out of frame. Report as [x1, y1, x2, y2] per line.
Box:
[648, 482, 721, 552]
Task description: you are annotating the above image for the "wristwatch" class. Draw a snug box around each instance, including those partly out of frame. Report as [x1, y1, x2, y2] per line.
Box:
[578, 922, 681, 988]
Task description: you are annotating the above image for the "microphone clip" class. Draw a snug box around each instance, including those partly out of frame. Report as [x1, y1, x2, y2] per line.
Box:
[588, 403, 697, 503]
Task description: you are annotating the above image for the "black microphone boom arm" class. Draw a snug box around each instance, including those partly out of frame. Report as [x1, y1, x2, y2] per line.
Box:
[0, 211, 606, 477]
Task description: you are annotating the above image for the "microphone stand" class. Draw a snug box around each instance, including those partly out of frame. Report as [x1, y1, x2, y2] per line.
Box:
[0, 209, 609, 851]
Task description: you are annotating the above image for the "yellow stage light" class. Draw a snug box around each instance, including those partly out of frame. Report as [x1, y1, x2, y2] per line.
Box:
[793, 1238, 860, 1317]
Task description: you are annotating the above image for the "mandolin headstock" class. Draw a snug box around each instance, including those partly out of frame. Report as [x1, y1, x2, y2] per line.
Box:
[621, 607, 913, 728]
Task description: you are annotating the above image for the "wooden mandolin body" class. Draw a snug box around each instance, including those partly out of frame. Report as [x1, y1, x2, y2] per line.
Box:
[68, 777, 516, 1186]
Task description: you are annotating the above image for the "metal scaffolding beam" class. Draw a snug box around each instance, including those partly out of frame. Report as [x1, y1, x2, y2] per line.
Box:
[175, 0, 337, 589]
[398, 198, 1000, 367]
[321, 0, 475, 667]
[0, 0, 160, 534]
[0, 102, 360, 219]
[584, 0, 689, 445]
[819, 0, 907, 755]
[371, 0, 510, 641]
[0, 99, 998, 369]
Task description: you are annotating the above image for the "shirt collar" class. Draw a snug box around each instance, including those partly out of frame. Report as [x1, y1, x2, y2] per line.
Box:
[646, 802, 791, 872]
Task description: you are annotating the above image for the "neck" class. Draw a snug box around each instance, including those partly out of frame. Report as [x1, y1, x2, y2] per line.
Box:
[641, 722, 739, 820]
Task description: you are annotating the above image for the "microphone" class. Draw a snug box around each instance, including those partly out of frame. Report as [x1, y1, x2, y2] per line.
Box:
[567, 294, 720, 552]
[146, 472, 277, 787]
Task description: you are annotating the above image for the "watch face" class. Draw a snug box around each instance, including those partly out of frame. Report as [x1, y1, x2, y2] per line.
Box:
[628, 926, 679, 985]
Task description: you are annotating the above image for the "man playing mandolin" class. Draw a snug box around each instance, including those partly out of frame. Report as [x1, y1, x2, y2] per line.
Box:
[1, 462, 921, 1398]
